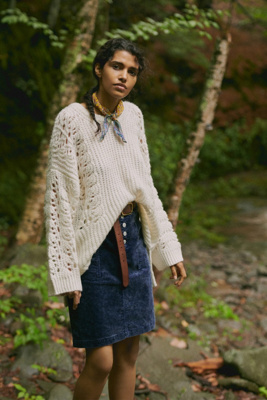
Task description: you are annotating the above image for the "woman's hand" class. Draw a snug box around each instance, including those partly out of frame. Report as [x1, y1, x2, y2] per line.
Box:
[170, 262, 187, 288]
[65, 291, 82, 310]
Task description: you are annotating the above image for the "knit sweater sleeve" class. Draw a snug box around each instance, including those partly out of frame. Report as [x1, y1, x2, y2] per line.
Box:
[44, 108, 82, 295]
[135, 106, 183, 271]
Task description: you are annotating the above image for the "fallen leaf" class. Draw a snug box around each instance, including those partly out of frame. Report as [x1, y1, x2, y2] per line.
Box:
[161, 301, 169, 310]
[191, 383, 202, 392]
[170, 338, 187, 349]
[44, 301, 65, 309]
[173, 357, 224, 374]
[181, 320, 189, 328]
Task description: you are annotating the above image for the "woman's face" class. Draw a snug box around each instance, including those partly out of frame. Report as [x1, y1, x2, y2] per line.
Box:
[95, 50, 139, 102]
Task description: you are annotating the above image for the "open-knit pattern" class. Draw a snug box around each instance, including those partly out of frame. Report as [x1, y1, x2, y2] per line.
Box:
[45, 102, 183, 296]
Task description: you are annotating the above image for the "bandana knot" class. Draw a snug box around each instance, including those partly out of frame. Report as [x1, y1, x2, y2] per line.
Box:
[92, 92, 126, 143]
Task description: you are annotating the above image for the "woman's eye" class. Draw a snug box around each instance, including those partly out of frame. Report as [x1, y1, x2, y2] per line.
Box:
[129, 70, 137, 76]
[113, 64, 119, 70]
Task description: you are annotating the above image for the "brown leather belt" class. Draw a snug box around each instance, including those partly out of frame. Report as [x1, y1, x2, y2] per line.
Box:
[113, 202, 136, 288]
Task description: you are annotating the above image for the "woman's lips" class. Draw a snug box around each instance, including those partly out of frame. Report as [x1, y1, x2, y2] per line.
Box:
[114, 84, 127, 91]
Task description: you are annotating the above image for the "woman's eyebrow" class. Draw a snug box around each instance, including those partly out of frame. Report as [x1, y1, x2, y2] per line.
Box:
[110, 60, 139, 72]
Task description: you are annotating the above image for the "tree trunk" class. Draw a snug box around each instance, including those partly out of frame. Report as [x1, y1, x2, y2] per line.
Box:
[47, 0, 61, 29]
[154, 34, 231, 285]
[9, 0, 16, 8]
[16, 0, 99, 245]
[196, 0, 213, 9]
[167, 34, 231, 229]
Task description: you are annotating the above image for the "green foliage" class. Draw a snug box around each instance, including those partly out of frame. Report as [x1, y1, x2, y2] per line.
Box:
[31, 364, 57, 376]
[0, 264, 48, 301]
[145, 115, 187, 206]
[14, 309, 48, 348]
[46, 307, 69, 327]
[13, 383, 45, 400]
[164, 274, 239, 321]
[192, 118, 267, 180]
[0, 297, 21, 318]
[84, 4, 221, 66]
[0, 263, 70, 348]
[203, 299, 239, 320]
[259, 387, 267, 398]
[1, 8, 66, 48]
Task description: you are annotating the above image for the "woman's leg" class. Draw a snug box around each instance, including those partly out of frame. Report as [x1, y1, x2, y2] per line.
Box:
[73, 345, 113, 400]
[108, 335, 140, 400]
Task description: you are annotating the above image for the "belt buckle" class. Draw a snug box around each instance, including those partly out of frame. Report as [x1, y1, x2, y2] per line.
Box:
[121, 202, 134, 216]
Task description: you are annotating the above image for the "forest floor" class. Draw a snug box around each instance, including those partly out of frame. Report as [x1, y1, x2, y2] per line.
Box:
[0, 188, 267, 399]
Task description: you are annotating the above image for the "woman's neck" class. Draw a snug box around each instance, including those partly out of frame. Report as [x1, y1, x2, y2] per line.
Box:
[96, 90, 120, 113]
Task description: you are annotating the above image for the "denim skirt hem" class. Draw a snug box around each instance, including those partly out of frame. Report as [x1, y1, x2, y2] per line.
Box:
[68, 207, 155, 349]
[72, 322, 155, 348]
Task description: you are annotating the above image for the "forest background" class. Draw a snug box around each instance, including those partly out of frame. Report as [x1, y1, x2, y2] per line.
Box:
[0, 1, 267, 399]
[0, 0, 267, 250]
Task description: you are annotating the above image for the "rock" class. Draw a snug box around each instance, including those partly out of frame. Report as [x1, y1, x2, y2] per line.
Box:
[223, 346, 267, 387]
[224, 392, 238, 400]
[11, 341, 73, 382]
[217, 319, 243, 332]
[218, 377, 259, 394]
[13, 285, 43, 306]
[257, 265, 267, 276]
[172, 380, 214, 400]
[8, 243, 48, 267]
[227, 274, 242, 286]
[224, 295, 241, 306]
[9, 319, 24, 335]
[47, 384, 73, 400]
[134, 336, 214, 400]
[257, 277, 267, 293]
[260, 317, 267, 334]
[37, 379, 56, 392]
[187, 324, 202, 337]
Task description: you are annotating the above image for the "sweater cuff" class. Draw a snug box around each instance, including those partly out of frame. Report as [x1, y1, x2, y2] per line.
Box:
[48, 268, 82, 296]
[151, 242, 183, 271]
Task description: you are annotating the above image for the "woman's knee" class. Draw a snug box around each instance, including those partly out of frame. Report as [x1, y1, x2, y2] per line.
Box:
[113, 336, 140, 367]
[85, 346, 113, 377]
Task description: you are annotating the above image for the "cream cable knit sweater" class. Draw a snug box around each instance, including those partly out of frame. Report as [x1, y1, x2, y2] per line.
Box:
[45, 101, 183, 296]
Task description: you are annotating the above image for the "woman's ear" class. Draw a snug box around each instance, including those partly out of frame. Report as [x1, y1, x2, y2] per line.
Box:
[95, 63, 102, 78]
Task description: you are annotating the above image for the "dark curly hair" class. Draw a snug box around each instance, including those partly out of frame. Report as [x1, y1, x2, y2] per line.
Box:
[83, 38, 146, 132]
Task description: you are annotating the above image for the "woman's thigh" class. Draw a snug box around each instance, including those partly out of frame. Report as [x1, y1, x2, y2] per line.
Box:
[112, 336, 140, 367]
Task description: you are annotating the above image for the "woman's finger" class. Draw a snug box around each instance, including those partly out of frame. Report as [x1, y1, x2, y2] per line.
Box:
[170, 262, 187, 287]
[72, 291, 81, 310]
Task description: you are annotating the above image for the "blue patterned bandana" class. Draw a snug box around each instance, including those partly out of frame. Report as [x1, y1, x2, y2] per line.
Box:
[92, 92, 126, 143]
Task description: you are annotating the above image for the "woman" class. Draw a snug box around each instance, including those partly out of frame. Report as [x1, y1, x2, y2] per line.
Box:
[45, 38, 186, 400]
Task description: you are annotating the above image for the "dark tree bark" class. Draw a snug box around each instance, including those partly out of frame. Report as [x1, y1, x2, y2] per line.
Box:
[196, 0, 213, 9]
[167, 35, 231, 229]
[16, 0, 99, 245]
[9, 0, 16, 8]
[47, 0, 61, 29]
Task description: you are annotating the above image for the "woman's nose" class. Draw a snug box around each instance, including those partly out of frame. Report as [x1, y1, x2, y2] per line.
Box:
[119, 69, 127, 81]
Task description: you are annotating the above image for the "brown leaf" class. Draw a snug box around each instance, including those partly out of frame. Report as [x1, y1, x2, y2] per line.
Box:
[161, 301, 169, 310]
[44, 301, 65, 309]
[173, 357, 224, 374]
[170, 338, 187, 349]
[191, 383, 202, 392]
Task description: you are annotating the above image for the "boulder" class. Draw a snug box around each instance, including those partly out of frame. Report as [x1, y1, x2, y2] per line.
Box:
[11, 341, 73, 382]
[47, 384, 73, 400]
[9, 243, 48, 267]
[13, 285, 43, 306]
[223, 346, 267, 387]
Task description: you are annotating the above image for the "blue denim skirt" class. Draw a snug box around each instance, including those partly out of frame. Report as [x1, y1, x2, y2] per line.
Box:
[68, 206, 155, 348]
